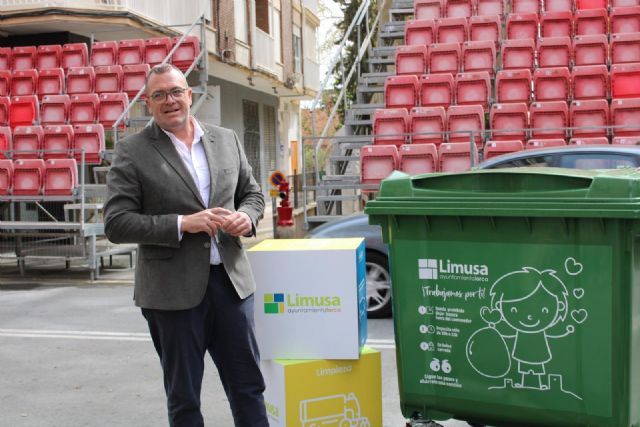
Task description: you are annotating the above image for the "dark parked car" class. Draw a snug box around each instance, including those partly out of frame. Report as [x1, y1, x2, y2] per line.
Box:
[309, 145, 640, 318]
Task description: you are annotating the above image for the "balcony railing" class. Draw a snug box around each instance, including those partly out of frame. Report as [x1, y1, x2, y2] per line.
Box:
[255, 28, 276, 74]
[303, 57, 320, 91]
[0, 0, 211, 28]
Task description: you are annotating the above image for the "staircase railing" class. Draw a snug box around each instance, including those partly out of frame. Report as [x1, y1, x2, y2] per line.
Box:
[303, 0, 387, 227]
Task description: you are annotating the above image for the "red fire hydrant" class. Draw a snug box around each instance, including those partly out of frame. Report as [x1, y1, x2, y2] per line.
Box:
[277, 180, 294, 227]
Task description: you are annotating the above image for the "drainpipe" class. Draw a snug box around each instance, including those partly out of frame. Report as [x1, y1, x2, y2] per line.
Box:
[249, 0, 256, 71]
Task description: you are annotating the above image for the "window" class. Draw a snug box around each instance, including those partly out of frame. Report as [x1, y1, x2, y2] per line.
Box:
[293, 26, 302, 74]
[235, 1, 248, 43]
[273, 7, 281, 63]
[256, 0, 269, 33]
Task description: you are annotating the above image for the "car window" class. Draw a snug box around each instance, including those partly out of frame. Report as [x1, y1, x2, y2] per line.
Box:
[557, 154, 639, 169]
[489, 155, 552, 168]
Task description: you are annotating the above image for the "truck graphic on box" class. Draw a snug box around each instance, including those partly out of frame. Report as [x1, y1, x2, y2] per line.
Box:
[299, 393, 370, 427]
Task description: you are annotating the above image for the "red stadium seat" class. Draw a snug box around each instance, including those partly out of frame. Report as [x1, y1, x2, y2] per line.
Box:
[99, 92, 128, 128]
[506, 13, 539, 41]
[73, 124, 105, 164]
[611, 6, 640, 34]
[569, 137, 609, 145]
[447, 104, 484, 146]
[436, 17, 468, 44]
[360, 145, 399, 185]
[526, 138, 567, 148]
[37, 68, 65, 99]
[0, 97, 9, 126]
[69, 93, 99, 125]
[537, 37, 572, 68]
[612, 136, 640, 144]
[405, 19, 436, 46]
[61, 43, 89, 70]
[94, 65, 123, 94]
[118, 39, 145, 65]
[9, 95, 39, 128]
[501, 39, 536, 71]
[44, 158, 77, 196]
[611, 63, 640, 98]
[469, 15, 502, 46]
[610, 33, 640, 64]
[410, 106, 447, 145]
[385, 75, 419, 110]
[573, 34, 609, 66]
[530, 101, 570, 140]
[612, 0, 640, 6]
[428, 43, 461, 75]
[490, 102, 529, 142]
[496, 69, 532, 103]
[12, 158, 45, 196]
[611, 98, 640, 137]
[399, 143, 439, 174]
[11, 69, 38, 96]
[572, 65, 609, 100]
[476, 0, 504, 16]
[414, 0, 444, 20]
[439, 142, 478, 172]
[12, 125, 44, 159]
[373, 108, 410, 147]
[462, 40, 496, 75]
[12, 46, 36, 70]
[483, 140, 524, 159]
[395, 45, 428, 76]
[40, 94, 70, 125]
[419, 73, 455, 108]
[171, 36, 200, 71]
[570, 99, 610, 138]
[43, 124, 74, 159]
[455, 71, 491, 108]
[533, 67, 571, 102]
[0, 48, 11, 71]
[122, 64, 150, 98]
[540, 11, 574, 38]
[66, 66, 95, 94]
[145, 37, 172, 67]
[510, 0, 541, 14]
[0, 71, 10, 97]
[36, 45, 62, 70]
[91, 41, 118, 66]
[576, 0, 608, 9]
[445, 0, 473, 18]
[0, 127, 11, 159]
[574, 8, 608, 36]
[544, 0, 573, 11]
[0, 158, 12, 194]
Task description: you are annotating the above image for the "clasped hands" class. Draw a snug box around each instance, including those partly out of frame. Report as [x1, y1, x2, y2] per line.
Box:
[181, 207, 251, 237]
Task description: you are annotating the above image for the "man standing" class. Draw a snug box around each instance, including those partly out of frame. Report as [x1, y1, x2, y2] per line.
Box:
[104, 63, 268, 427]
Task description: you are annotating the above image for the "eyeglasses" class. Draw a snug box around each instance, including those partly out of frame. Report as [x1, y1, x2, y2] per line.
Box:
[149, 87, 188, 103]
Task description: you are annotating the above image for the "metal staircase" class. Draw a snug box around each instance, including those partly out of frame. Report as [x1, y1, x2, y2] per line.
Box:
[303, 0, 413, 228]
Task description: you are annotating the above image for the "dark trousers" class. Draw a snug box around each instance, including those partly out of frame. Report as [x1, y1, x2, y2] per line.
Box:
[142, 265, 268, 427]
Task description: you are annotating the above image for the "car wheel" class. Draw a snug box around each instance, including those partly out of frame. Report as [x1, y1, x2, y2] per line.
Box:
[365, 251, 392, 318]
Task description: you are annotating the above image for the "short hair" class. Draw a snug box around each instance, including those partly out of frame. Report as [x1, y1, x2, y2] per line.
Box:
[145, 63, 186, 92]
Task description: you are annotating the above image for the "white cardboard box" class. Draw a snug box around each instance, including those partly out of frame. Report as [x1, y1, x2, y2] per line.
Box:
[262, 348, 382, 427]
[248, 238, 367, 360]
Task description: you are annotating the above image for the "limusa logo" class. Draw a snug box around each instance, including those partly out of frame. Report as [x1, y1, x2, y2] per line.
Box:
[263, 292, 342, 314]
[419, 258, 489, 282]
[264, 293, 285, 314]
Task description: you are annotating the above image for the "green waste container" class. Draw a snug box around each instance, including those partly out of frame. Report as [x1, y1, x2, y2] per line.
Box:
[365, 168, 640, 427]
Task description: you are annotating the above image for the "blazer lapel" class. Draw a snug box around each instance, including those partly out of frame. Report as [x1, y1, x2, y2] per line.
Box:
[148, 122, 206, 208]
[200, 122, 219, 208]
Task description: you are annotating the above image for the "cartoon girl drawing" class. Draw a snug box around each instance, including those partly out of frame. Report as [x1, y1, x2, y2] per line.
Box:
[487, 267, 573, 390]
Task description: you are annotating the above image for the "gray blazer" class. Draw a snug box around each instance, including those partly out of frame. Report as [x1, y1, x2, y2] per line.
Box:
[104, 120, 265, 310]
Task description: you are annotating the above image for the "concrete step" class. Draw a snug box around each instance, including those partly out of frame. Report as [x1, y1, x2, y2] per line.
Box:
[316, 194, 362, 203]
[329, 155, 360, 162]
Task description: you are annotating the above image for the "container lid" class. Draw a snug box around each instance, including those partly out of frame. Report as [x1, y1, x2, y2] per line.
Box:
[364, 168, 640, 218]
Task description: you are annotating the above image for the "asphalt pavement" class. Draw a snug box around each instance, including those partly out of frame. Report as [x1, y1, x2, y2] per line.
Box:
[0, 255, 469, 427]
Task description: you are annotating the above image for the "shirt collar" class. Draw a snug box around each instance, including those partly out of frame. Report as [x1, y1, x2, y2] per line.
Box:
[161, 117, 204, 148]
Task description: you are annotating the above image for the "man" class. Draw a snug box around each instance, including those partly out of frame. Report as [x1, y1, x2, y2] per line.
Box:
[104, 63, 268, 427]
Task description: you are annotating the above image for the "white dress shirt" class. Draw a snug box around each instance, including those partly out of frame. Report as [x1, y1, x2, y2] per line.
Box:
[162, 118, 222, 265]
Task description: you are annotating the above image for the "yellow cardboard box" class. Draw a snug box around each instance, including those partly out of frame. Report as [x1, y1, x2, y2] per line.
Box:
[262, 347, 382, 427]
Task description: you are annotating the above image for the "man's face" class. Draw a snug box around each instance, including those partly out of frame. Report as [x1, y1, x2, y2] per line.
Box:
[144, 69, 192, 133]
